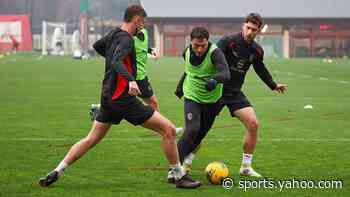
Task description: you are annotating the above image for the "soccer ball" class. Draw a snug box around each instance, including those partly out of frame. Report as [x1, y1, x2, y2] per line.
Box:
[205, 161, 229, 185]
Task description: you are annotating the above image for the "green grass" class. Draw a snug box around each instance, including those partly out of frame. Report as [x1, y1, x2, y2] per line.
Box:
[0, 53, 349, 196]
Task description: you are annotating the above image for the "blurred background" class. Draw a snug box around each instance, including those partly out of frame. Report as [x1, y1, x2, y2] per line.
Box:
[0, 0, 349, 58]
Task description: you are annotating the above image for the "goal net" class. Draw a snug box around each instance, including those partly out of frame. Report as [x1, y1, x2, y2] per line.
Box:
[42, 21, 67, 55]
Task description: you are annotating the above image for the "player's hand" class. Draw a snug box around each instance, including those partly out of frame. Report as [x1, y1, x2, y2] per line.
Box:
[150, 49, 158, 57]
[274, 83, 288, 94]
[128, 81, 141, 96]
[150, 48, 159, 60]
[174, 87, 184, 99]
[205, 79, 218, 91]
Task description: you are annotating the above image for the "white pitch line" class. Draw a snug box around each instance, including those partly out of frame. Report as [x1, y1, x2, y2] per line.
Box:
[2, 138, 350, 142]
[338, 80, 349, 84]
[276, 70, 348, 85]
[302, 74, 312, 78]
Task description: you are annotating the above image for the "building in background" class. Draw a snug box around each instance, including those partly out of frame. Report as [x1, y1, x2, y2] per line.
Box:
[142, 0, 350, 58]
[1, 0, 350, 58]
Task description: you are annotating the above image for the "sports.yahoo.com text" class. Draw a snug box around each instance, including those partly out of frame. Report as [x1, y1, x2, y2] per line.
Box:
[222, 178, 343, 191]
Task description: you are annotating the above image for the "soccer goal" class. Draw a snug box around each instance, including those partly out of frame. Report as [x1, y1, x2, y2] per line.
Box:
[42, 21, 67, 55]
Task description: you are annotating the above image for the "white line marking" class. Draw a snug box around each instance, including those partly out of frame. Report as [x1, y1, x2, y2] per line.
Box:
[302, 74, 311, 78]
[338, 80, 349, 84]
[275, 70, 348, 86]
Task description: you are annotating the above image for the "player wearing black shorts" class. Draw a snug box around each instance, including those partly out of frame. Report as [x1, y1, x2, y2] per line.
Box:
[137, 76, 154, 98]
[90, 28, 184, 132]
[134, 28, 158, 108]
[39, 5, 200, 189]
[183, 13, 288, 177]
[168, 27, 230, 180]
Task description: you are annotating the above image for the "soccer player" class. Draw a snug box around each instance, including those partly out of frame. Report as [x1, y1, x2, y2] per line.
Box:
[134, 28, 159, 110]
[182, 13, 288, 177]
[38, 4, 201, 189]
[90, 27, 183, 132]
[168, 27, 230, 182]
[8, 34, 19, 54]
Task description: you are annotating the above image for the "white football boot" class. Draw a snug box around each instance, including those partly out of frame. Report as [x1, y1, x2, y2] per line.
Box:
[239, 166, 262, 177]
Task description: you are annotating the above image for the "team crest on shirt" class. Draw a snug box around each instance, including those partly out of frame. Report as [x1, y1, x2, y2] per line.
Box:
[187, 112, 193, 120]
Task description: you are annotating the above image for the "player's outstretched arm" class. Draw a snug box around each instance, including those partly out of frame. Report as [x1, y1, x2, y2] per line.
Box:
[93, 32, 112, 57]
[174, 73, 186, 99]
[210, 48, 231, 83]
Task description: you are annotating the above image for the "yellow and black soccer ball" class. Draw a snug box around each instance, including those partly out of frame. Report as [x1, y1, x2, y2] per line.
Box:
[205, 161, 229, 185]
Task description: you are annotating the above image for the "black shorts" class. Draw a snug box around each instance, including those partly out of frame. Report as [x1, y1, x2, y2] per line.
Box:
[96, 97, 154, 125]
[219, 91, 252, 117]
[184, 98, 222, 133]
[136, 77, 154, 98]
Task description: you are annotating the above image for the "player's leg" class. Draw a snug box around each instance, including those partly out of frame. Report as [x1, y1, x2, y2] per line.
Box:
[138, 77, 183, 133]
[14, 43, 19, 53]
[234, 107, 258, 154]
[141, 95, 183, 134]
[196, 102, 220, 145]
[39, 121, 111, 187]
[142, 111, 178, 164]
[125, 99, 200, 188]
[233, 106, 261, 177]
[182, 101, 223, 172]
[61, 121, 111, 165]
[141, 95, 159, 112]
[183, 145, 200, 173]
[141, 111, 201, 188]
[177, 99, 202, 163]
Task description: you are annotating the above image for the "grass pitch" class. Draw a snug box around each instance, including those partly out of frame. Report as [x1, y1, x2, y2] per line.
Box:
[0, 53, 349, 196]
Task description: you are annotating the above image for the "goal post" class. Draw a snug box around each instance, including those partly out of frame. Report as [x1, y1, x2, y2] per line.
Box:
[42, 21, 67, 55]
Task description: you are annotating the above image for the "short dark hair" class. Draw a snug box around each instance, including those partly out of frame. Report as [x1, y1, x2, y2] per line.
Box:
[123, 4, 147, 22]
[245, 13, 263, 28]
[190, 27, 209, 40]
